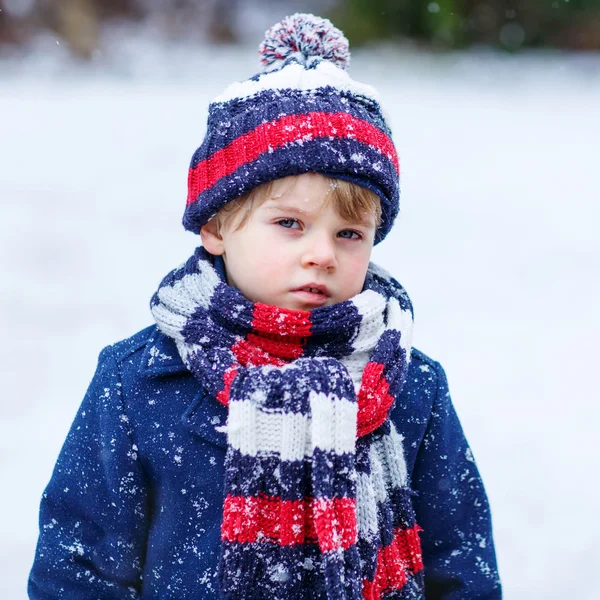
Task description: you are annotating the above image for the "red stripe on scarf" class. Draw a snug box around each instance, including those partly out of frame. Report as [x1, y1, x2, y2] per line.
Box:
[245, 333, 305, 361]
[230, 338, 289, 368]
[216, 367, 238, 407]
[357, 362, 395, 437]
[362, 525, 424, 600]
[187, 112, 399, 202]
[252, 303, 313, 338]
[219, 305, 311, 405]
[216, 339, 293, 405]
[222, 493, 357, 551]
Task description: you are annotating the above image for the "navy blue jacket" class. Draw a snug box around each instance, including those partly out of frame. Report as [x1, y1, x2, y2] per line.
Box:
[28, 326, 501, 599]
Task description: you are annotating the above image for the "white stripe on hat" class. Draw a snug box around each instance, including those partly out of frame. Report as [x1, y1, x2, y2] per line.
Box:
[212, 60, 381, 105]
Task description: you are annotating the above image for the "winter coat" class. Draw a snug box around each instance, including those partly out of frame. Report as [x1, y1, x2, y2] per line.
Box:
[28, 324, 502, 599]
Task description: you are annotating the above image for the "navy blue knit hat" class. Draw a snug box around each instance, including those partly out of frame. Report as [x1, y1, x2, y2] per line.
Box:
[184, 13, 400, 245]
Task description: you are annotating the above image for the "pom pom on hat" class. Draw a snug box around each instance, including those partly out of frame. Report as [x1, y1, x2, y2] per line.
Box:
[258, 13, 350, 72]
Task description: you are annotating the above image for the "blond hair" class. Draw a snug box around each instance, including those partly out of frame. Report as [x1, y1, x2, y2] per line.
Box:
[210, 175, 382, 237]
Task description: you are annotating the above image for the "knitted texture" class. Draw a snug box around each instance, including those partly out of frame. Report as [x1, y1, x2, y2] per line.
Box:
[151, 247, 424, 600]
[184, 13, 399, 245]
[259, 13, 350, 71]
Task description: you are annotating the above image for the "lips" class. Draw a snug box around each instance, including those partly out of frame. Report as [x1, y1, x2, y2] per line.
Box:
[291, 283, 330, 306]
[293, 283, 329, 296]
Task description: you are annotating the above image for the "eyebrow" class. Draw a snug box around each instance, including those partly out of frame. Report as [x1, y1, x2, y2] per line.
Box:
[263, 203, 374, 227]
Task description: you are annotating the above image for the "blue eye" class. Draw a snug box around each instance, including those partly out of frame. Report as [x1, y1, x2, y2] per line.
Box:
[277, 219, 300, 229]
[338, 230, 362, 239]
[276, 220, 362, 239]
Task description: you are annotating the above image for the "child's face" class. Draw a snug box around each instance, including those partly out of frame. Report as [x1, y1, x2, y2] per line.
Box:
[201, 173, 377, 311]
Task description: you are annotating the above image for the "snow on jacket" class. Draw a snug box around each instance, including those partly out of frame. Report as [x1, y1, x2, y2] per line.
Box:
[28, 325, 502, 599]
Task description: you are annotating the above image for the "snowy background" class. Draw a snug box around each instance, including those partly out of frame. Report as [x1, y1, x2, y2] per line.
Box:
[1, 32, 599, 599]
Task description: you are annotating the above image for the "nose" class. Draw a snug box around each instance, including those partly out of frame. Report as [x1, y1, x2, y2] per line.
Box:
[300, 231, 337, 271]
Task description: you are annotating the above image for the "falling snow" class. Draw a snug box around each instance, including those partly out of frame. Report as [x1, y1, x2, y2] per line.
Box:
[2, 38, 597, 600]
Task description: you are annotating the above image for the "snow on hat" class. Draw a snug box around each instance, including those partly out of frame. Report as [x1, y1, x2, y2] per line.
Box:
[184, 13, 399, 245]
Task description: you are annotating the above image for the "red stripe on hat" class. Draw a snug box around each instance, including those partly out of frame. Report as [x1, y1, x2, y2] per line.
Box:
[362, 525, 424, 600]
[357, 362, 395, 437]
[222, 493, 357, 551]
[187, 111, 398, 203]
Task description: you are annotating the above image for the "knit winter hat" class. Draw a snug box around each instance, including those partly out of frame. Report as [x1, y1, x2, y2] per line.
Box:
[184, 13, 400, 245]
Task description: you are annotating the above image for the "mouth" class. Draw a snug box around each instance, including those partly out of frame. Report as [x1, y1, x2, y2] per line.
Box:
[291, 284, 330, 305]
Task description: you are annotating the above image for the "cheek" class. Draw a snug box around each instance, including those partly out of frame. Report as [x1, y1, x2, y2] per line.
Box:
[348, 248, 371, 269]
[345, 253, 371, 287]
[237, 232, 289, 279]
[254, 252, 289, 280]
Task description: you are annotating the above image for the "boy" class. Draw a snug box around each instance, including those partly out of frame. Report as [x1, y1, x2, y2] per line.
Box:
[29, 13, 501, 600]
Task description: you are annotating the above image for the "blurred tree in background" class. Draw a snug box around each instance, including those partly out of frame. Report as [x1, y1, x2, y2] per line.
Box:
[0, 0, 239, 58]
[329, 0, 600, 50]
[0, 0, 599, 59]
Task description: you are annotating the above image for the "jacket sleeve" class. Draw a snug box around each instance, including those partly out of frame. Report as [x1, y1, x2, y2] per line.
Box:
[411, 361, 502, 599]
[28, 346, 150, 599]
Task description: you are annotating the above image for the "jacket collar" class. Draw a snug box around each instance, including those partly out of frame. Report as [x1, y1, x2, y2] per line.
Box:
[137, 327, 228, 448]
[138, 327, 189, 377]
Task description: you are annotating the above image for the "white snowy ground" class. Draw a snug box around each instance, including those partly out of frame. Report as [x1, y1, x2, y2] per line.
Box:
[1, 35, 599, 599]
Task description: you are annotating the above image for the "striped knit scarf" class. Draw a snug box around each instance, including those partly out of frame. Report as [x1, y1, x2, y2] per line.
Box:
[151, 246, 424, 600]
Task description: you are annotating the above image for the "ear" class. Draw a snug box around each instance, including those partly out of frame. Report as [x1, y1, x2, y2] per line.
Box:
[200, 219, 225, 256]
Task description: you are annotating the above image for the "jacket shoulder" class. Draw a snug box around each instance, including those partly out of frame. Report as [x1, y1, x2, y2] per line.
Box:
[106, 324, 188, 378]
[406, 347, 444, 392]
[109, 324, 158, 363]
[410, 347, 441, 372]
